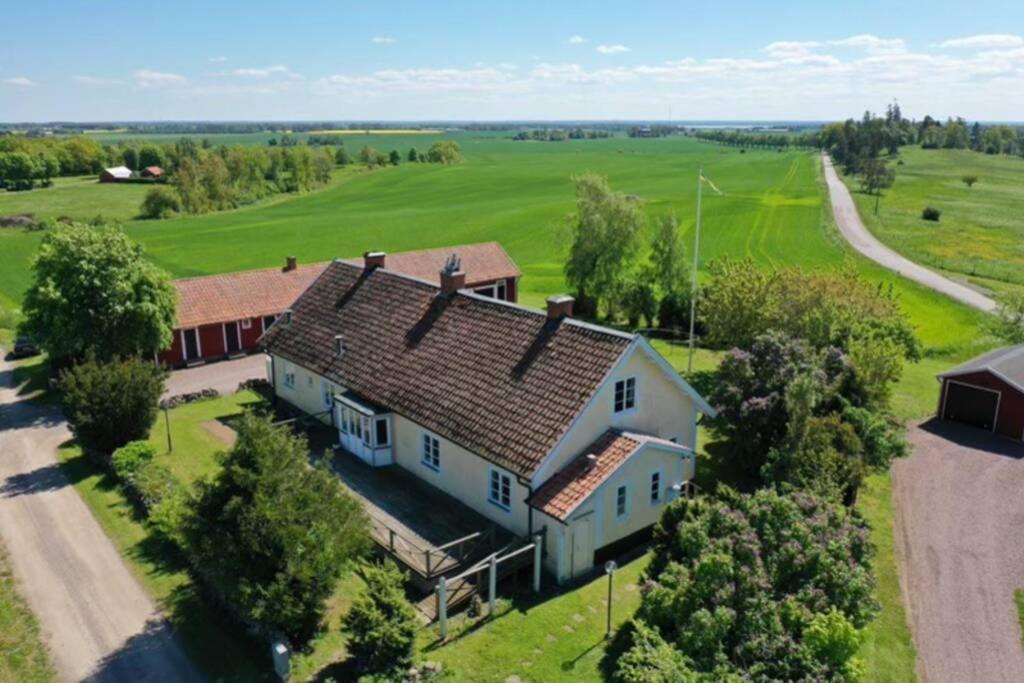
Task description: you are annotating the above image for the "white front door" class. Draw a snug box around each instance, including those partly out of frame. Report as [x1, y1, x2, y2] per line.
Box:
[570, 514, 594, 578]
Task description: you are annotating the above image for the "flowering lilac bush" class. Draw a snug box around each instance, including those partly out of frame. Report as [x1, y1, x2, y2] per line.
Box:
[614, 489, 876, 682]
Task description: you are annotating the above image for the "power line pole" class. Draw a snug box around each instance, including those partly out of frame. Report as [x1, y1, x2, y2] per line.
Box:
[687, 166, 703, 373]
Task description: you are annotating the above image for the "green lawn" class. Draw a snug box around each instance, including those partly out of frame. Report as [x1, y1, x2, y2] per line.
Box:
[851, 146, 1024, 289]
[0, 176, 150, 224]
[0, 542, 55, 683]
[424, 554, 648, 682]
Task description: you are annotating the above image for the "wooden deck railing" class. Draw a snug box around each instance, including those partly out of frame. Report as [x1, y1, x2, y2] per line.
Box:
[368, 515, 494, 579]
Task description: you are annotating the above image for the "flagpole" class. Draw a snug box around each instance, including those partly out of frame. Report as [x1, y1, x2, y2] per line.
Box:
[687, 166, 702, 373]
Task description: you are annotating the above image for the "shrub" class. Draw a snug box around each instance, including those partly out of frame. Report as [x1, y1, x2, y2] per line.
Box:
[702, 258, 920, 359]
[961, 174, 978, 188]
[922, 206, 941, 221]
[184, 414, 369, 645]
[140, 186, 181, 219]
[342, 561, 418, 677]
[620, 489, 876, 681]
[132, 460, 178, 509]
[58, 356, 166, 458]
[111, 440, 156, 482]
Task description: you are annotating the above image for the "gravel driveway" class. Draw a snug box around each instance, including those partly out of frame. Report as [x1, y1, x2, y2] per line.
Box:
[893, 421, 1024, 682]
[163, 353, 265, 399]
[0, 353, 201, 682]
[821, 154, 996, 313]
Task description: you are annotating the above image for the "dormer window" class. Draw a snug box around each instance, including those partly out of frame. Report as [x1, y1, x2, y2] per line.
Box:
[614, 377, 636, 413]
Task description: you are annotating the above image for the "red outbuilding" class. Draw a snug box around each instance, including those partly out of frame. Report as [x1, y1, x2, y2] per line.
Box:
[158, 243, 521, 367]
[937, 345, 1024, 441]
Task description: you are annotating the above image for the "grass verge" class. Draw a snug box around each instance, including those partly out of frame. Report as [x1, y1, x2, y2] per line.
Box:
[858, 471, 918, 682]
[1016, 589, 1024, 647]
[0, 542, 56, 683]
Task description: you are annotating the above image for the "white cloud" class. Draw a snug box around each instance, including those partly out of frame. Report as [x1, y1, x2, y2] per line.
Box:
[372, 36, 396, 44]
[763, 40, 822, 58]
[232, 65, 290, 77]
[831, 34, 906, 54]
[74, 75, 123, 86]
[134, 69, 187, 88]
[3, 76, 35, 87]
[596, 44, 630, 54]
[939, 34, 1024, 49]
[208, 56, 227, 63]
[316, 66, 518, 95]
[568, 35, 585, 44]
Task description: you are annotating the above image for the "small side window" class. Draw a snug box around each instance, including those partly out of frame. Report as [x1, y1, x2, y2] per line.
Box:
[650, 472, 661, 505]
[375, 418, 390, 447]
[616, 485, 628, 519]
[613, 378, 636, 413]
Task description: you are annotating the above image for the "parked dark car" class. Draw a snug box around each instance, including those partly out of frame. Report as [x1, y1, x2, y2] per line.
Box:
[10, 337, 40, 359]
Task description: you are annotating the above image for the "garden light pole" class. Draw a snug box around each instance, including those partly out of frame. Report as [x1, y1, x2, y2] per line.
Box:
[163, 405, 172, 452]
[604, 560, 617, 639]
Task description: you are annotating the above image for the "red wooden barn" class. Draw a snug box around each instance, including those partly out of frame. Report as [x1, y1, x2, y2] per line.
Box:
[937, 345, 1024, 440]
[159, 243, 521, 367]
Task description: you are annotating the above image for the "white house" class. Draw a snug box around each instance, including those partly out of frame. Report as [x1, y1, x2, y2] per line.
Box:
[261, 250, 715, 582]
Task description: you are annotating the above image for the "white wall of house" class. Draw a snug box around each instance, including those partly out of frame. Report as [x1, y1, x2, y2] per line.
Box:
[533, 343, 699, 487]
[389, 412, 532, 537]
[545, 444, 694, 582]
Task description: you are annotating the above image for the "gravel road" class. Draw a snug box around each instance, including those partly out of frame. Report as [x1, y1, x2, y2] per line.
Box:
[893, 421, 1024, 682]
[0, 354, 201, 682]
[821, 154, 996, 313]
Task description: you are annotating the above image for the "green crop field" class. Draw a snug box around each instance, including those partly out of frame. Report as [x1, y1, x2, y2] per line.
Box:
[851, 146, 1024, 290]
[0, 176, 151, 224]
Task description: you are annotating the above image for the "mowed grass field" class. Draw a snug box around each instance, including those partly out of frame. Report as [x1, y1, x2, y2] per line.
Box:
[852, 146, 1024, 289]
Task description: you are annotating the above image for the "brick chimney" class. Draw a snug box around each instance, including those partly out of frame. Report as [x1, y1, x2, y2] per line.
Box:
[546, 295, 574, 320]
[283, 255, 297, 272]
[440, 269, 466, 296]
[363, 251, 386, 270]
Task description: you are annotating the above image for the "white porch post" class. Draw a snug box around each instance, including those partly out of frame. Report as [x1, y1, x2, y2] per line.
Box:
[437, 579, 448, 639]
[533, 534, 542, 592]
[488, 554, 497, 616]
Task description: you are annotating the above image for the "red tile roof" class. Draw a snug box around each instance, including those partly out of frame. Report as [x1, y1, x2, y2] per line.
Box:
[261, 262, 634, 477]
[343, 242, 519, 285]
[172, 243, 520, 330]
[173, 264, 324, 328]
[528, 430, 685, 521]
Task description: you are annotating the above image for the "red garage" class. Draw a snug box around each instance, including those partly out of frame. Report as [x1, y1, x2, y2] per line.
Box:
[938, 345, 1024, 441]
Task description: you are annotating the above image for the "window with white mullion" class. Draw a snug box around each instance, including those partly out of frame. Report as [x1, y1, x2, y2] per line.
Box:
[488, 469, 512, 510]
[421, 433, 440, 471]
[650, 471, 662, 504]
[614, 377, 636, 413]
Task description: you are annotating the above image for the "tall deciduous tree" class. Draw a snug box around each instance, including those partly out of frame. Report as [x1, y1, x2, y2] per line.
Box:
[21, 224, 177, 362]
[563, 173, 645, 318]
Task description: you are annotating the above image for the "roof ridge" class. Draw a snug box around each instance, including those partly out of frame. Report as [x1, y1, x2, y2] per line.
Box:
[456, 289, 637, 341]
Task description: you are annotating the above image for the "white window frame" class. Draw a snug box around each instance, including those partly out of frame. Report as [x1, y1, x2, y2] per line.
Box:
[421, 433, 440, 471]
[180, 327, 202, 362]
[650, 470, 662, 506]
[261, 314, 277, 333]
[361, 416, 372, 446]
[339, 406, 349, 434]
[321, 380, 334, 409]
[241, 318, 253, 330]
[473, 281, 508, 301]
[615, 484, 630, 521]
[613, 377, 637, 414]
[283, 362, 296, 389]
[488, 468, 512, 511]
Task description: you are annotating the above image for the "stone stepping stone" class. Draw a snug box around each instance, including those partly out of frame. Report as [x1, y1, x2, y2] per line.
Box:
[545, 634, 558, 643]
[504, 676, 522, 683]
[573, 613, 585, 623]
[562, 624, 576, 633]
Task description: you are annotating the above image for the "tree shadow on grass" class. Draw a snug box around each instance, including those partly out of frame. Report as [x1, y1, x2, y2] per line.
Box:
[695, 439, 760, 494]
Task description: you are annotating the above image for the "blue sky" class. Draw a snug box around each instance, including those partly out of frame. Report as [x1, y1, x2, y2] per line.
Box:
[2, 0, 1023, 121]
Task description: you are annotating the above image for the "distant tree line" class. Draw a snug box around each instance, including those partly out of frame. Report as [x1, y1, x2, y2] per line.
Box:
[512, 128, 613, 141]
[694, 128, 821, 150]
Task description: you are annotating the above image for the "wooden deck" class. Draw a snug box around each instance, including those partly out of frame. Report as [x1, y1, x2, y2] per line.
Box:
[326, 445, 517, 579]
